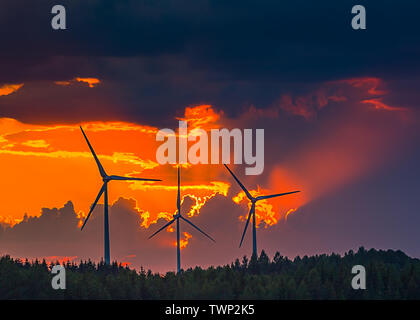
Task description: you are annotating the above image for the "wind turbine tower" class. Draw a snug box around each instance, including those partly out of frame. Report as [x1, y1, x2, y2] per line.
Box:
[80, 126, 161, 264]
[224, 164, 300, 258]
[149, 166, 215, 273]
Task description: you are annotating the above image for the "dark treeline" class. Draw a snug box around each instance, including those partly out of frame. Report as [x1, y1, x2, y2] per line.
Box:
[0, 247, 419, 299]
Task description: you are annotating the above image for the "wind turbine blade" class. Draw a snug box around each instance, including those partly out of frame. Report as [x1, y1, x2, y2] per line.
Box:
[80, 126, 107, 178]
[177, 166, 181, 213]
[148, 218, 176, 239]
[180, 216, 215, 242]
[239, 203, 254, 247]
[223, 164, 253, 200]
[109, 175, 161, 182]
[256, 191, 300, 201]
[81, 183, 106, 230]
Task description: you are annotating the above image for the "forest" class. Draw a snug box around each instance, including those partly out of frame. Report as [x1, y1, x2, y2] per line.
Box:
[0, 247, 419, 299]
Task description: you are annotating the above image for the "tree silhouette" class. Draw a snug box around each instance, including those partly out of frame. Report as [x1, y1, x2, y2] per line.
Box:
[0, 248, 419, 299]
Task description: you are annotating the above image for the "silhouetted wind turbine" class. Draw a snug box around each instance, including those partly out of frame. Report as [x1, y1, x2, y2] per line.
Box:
[149, 166, 215, 273]
[224, 164, 300, 258]
[79, 126, 161, 264]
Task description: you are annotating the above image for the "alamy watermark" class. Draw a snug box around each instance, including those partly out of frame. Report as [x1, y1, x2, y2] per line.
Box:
[351, 265, 366, 290]
[51, 265, 66, 290]
[156, 121, 264, 175]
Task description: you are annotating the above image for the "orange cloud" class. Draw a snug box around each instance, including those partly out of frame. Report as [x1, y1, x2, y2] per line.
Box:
[0, 106, 232, 254]
[137, 182, 230, 228]
[232, 187, 301, 227]
[174, 232, 192, 249]
[0, 119, 162, 221]
[21, 140, 50, 148]
[177, 105, 223, 131]
[75, 77, 100, 88]
[285, 208, 298, 221]
[54, 78, 101, 88]
[0, 215, 23, 227]
[0, 83, 24, 96]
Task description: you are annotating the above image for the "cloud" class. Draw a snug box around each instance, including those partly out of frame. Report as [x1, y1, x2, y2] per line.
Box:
[362, 98, 408, 112]
[21, 139, 50, 148]
[0, 114, 236, 228]
[74, 77, 100, 88]
[55, 78, 101, 88]
[0, 83, 23, 96]
[1, 1, 420, 125]
[243, 76, 409, 121]
[0, 197, 245, 272]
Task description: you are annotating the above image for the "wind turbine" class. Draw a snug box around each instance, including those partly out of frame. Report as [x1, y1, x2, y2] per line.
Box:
[224, 164, 300, 258]
[149, 166, 215, 273]
[79, 126, 161, 264]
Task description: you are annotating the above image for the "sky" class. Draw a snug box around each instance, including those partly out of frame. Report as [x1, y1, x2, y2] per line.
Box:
[0, 0, 419, 273]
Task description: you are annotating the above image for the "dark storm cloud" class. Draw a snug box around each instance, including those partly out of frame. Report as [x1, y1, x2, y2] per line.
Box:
[1, 0, 420, 124]
[3, 0, 420, 75]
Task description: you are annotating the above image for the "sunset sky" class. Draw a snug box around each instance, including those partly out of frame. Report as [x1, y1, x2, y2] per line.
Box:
[0, 1, 419, 272]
